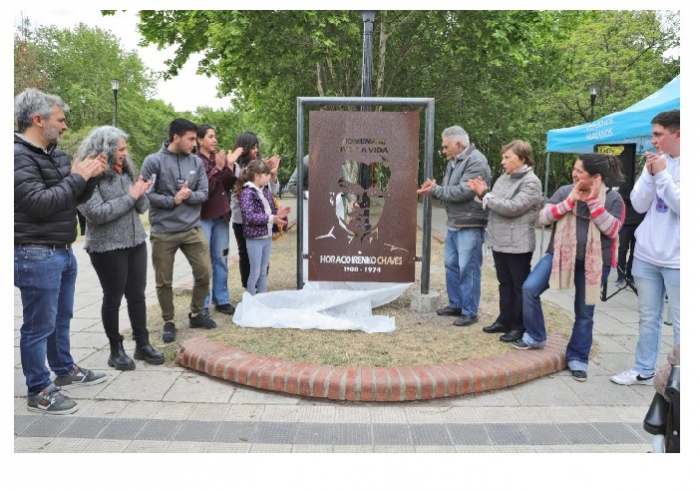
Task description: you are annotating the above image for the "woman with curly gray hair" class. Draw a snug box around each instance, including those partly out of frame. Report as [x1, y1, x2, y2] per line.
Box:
[77, 126, 164, 370]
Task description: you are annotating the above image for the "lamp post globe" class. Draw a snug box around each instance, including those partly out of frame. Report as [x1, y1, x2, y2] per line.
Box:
[110, 78, 120, 127]
[588, 83, 599, 122]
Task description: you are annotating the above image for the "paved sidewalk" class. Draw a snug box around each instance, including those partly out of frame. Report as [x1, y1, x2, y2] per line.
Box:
[14, 198, 672, 452]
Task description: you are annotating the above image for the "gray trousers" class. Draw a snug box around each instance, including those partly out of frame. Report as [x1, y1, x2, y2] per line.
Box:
[245, 236, 272, 296]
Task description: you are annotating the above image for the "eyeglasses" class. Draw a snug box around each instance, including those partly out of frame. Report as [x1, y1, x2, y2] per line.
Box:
[441, 145, 450, 150]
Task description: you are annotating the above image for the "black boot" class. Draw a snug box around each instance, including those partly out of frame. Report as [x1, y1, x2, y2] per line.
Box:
[108, 340, 135, 370]
[134, 338, 165, 365]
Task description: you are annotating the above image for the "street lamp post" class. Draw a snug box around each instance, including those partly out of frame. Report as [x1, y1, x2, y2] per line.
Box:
[588, 83, 599, 122]
[358, 11, 378, 203]
[360, 11, 378, 112]
[80, 95, 86, 128]
[110, 79, 120, 127]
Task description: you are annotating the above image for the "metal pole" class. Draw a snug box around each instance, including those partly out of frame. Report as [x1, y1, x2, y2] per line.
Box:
[420, 100, 435, 294]
[112, 88, 118, 127]
[296, 98, 305, 290]
[358, 11, 378, 218]
[360, 11, 377, 110]
[540, 152, 551, 259]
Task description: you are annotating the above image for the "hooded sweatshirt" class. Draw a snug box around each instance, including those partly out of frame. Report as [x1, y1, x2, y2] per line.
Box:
[631, 154, 680, 268]
[140, 143, 209, 233]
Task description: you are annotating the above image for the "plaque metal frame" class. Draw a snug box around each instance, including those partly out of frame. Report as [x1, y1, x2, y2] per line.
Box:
[296, 97, 435, 293]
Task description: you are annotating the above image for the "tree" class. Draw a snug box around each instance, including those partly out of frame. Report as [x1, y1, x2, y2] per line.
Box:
[113, 10, 679, 189]
[14, 13, 50, 96]
[15, 19, 184, 167]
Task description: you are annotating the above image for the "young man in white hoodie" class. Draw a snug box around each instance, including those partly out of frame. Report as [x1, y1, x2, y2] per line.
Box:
[611, 109, 680, 385]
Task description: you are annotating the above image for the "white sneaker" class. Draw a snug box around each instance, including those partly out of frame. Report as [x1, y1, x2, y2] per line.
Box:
[610, 369, 655, 385]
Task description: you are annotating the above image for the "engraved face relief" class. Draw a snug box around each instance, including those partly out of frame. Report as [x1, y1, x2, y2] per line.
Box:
[332, 160, 391, 243]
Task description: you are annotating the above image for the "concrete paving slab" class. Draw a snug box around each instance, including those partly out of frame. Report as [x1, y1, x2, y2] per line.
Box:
[404, 406, 449, 424]
[334, 406, 372, 423]
[250, 443, 293, 452]
[510, 375, 584, 406]
[590, 352, 637, 375]
[68, 331, 111, 349]
[445, 387, 521, 407]
[334, 444, 377, 452]
[163, 372, 235, 403]
[225, 404, 265, 421]
[188, 402, 231, 421]
[14, 436, 55, 453]
[229, 385, 302, 405]
[440, 406, 515, 424]
[260, 405, 302, 422]
[562, 375, 653, 406]
[608, 334, 643, 353]
[124, 440, 170, 452]
[95, 370, 180, 401]
[369, 406, 409, 424]
[40, 437, 94, 453]
[76, 399, 130, 418]
[292, 444, 334, 452]
[118, 401, 171, 419]
[154, 402, 197, 420]
[592, 314, 639, 335]
[67, 317, 103, 332]
[604, 308, 645, 324]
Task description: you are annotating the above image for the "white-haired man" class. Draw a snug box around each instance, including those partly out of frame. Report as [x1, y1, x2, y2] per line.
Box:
[418, 126, 491, 326]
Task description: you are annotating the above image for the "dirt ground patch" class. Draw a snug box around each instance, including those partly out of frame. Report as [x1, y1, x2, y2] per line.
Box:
[147, 226, 574, 366]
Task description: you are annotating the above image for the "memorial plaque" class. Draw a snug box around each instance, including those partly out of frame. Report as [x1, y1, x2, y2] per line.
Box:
[308, 111, 420, 282]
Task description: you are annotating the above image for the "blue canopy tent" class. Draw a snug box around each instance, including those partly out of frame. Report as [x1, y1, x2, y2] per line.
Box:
[539, 75, 680, 256]
[546, 75, 680, 156]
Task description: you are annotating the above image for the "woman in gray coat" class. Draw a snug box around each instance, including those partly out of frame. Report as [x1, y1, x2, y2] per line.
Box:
[77, 126, 164, 370]
[468, 140, 542, 342]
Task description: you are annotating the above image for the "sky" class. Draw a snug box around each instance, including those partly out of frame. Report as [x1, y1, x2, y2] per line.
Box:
[13, 9, 231, 112]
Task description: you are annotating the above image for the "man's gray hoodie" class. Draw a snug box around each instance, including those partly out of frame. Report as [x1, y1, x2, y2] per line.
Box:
[140, 143, 209, 233]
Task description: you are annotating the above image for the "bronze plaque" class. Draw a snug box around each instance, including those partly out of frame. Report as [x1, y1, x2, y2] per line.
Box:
[308, 111, 419, 282]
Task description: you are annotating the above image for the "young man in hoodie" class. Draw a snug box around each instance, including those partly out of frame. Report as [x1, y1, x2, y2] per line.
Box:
[141, 118, 215, 343]
[611, 109, 680, 385]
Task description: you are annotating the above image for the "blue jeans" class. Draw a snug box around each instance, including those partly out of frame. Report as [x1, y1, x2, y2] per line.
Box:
[522, 254, 609, 371]
[246, 236, 272, 295]
[444, 228, 484, 317]
[14, 246, 77, 396]
[201, 217, 231, 308]
[632, 258, 680, 375]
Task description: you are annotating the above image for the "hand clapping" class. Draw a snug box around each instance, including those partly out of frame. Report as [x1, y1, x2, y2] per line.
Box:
[128, 175, 151, 199]
[467, 176, 488, 196]
[174, 180, 191, 205]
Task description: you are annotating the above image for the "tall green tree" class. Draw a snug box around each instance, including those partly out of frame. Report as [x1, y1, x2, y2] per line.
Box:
[15, 19, 184, 167]
[111, 10, 679, 189]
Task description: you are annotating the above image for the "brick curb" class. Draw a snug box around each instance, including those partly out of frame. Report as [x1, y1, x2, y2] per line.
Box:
[176, 333, 568, 402]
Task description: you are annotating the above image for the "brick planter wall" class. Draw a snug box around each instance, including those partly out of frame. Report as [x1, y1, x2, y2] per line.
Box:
[176, 334, 568, 402]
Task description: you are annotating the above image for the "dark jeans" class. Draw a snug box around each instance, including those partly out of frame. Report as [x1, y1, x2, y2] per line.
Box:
[617, 223, 639, 279]
[233, 222, 250, 289]
[89, 242, 149, 343]
[522, 254, 610, 371]
[15, 246, 77, 395]
[492, 250, 533, 332]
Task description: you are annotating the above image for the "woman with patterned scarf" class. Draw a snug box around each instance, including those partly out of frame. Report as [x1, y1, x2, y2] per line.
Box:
[511, 153, 625, 383]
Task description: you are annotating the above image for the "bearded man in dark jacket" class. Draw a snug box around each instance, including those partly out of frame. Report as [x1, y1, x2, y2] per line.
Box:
[14, 88, 108, 415]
